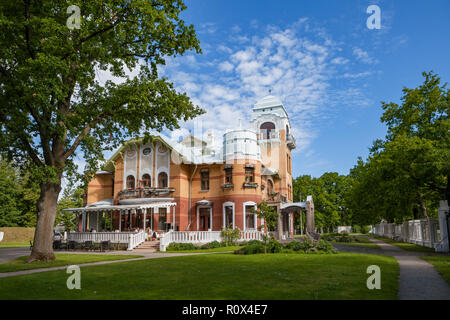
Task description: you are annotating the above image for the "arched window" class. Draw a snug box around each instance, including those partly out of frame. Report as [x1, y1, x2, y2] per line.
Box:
[260, 122, 275, 139]
[158, 172, 168, 188]
[126, 175, 135, 189]
[141, 174, 151, 188]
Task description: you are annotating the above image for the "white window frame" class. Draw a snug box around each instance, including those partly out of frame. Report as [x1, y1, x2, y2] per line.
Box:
[243, 201, 257, 231]
[222, 202, 235, 229]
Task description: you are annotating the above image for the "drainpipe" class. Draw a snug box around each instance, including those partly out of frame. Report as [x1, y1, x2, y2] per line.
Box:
[186, 164, 198, 231]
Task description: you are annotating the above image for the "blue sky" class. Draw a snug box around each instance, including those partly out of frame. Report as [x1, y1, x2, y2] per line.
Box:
[98, 0, 450, 179]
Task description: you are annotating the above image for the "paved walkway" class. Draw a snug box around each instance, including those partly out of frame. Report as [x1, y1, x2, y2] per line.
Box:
[0, 250, 212, 279]
[334, 237, 450, 300]
[0, 247, 31, 263]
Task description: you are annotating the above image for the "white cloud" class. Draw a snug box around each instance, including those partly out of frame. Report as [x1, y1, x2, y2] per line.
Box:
[218, 61, 234, 72]
[352, 47, 377, 64]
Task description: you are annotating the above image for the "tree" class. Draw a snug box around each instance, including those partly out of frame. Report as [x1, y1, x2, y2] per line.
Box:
[56, 183, 85, 231]
[0, 1, 204, 261]
[293, 173, 350, 232]
[251, 201, 278, 253]
[380, 71, 449, 203]
[0, 158, 40, 227]
[347, 72, 448, 224]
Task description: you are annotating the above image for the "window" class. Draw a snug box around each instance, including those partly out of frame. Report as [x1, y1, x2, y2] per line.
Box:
[201, 170, 209, 190]
[126, 175, 135, 189]
[158, 172, 168, 188]
[141, 174, 151, 188]
[245, 205, 256, 229]
[260, 122, 275, 139]
[158, 208, 167, 231]
[267, 179, 274, 198]
[225, 168, 233, 183]
[286, 125, 290, 138]
[245, 167, 254, 183]
[224, 206, 233, 228]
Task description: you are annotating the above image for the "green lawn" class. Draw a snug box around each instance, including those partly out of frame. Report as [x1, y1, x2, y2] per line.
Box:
[166, 246, 243, 253]
[0, 242, 30, 248]
[0, 253, 399, 300]
[420, 255, 450, 284]
[0, 253, 143, 273]
[370, 235, 435, 252]
[334, 242, 380, 249]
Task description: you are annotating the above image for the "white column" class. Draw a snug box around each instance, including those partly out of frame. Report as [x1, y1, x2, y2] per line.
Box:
[143, 208, 147, 231]
[196, 206, 199, 231]
[172, 206, 175, 230]
[209, 207, 212, 231]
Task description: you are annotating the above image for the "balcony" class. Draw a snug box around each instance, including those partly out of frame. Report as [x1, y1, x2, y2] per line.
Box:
[257, 130, 280, 142]
[118, 187, 175, 200]
[286, 134, 296, 150]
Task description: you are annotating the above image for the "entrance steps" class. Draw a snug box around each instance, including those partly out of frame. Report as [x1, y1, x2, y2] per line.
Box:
[134, 240, 160, 252]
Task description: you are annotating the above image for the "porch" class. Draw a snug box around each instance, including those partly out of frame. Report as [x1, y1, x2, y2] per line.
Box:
[63, 199, 177, 250]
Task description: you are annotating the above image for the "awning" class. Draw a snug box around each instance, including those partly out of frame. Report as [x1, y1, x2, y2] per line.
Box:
[280, 202, 306, 212]
[63, 201, 176, 213]
[196, 200, 213, 207]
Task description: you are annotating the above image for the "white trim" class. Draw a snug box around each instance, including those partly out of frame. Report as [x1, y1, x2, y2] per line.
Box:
[123, 146, 138, 190]
[222, 202, 235, 229]
[243, 201, 257, 231]
[196, 205, 212, 231]
[139, 143, 153, 185]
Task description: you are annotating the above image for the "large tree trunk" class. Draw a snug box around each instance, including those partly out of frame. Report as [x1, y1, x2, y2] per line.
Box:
[27, 179, 62, 262]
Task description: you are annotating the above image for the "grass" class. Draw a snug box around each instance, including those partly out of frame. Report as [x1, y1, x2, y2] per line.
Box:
[370, 235, 435, 252]
[0, 252, 399, 300]
[165, 246, 243, 253]
[0, 241, 30, 248]
[0, 253, 143, 273]
[420, 255, 450, 284]
[334, 242, 380, 249]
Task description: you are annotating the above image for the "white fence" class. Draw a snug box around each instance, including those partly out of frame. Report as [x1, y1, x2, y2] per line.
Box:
[160, 230, 265, 251]
[67, 231, 146, 250]
[372, 219, 440, 249]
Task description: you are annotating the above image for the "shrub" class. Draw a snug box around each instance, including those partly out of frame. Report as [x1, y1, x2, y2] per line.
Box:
[166, 242, 197, 251]
[234, 244, 265, 255]
[360, 225, 371, 234]
[247, 239, 264, 246]
[221, 227, 241, 246]
[268, 239, 283, 253]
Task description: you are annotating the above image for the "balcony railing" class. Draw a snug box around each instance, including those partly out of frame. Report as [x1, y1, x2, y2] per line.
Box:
[118, 187, 175, 200]
[286, 134, 296, 149]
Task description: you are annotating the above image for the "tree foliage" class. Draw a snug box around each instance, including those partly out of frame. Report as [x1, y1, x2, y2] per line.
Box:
[293, 173, 351, 232]
[0, 0, 204, 261]
[347, 71, 449, 224]
[0, 158, 40, 227]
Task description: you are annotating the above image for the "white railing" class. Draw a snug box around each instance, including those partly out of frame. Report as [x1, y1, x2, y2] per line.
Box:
[372, 218, 440, 249]
[159, 230, 266, 251]
[67, 232, 136, 244]
[127, 231, 146, 251]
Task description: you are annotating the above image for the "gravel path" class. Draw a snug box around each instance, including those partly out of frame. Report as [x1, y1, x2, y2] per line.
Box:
[334, 237, 450, 300]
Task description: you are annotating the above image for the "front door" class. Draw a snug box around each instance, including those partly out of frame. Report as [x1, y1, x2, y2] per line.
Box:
[199, 208, 211, 231]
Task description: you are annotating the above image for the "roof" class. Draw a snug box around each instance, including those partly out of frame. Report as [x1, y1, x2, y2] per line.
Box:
[253, 95, 284, 110]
